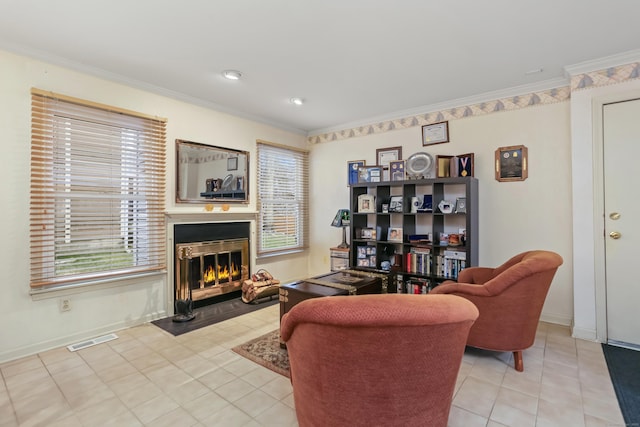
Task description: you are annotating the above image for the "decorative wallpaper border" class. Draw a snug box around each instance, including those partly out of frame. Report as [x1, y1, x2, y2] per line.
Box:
[307, 86, 571, 144]
[307, 61, 640, 145]
[571, 61, 640, 91]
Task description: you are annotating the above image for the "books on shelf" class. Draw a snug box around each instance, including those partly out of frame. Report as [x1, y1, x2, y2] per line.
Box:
[399, 277, 431, 294]
[405, 247, 431, 275]
[434, 250, 467, 278]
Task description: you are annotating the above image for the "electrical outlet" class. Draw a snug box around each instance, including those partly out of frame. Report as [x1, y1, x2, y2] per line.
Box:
[60, 298, 71, 312]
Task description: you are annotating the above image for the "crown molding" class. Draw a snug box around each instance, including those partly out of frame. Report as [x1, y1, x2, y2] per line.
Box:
[308, 76, 569, 137]
[564, 49, 640, 76]
[0, 42, 308, 136]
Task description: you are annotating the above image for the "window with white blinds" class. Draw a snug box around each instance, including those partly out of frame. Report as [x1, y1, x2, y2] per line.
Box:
[30, 88, 167, 289]
[256, 141, 309, 256]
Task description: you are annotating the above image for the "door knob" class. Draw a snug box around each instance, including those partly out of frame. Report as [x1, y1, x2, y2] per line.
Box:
[609, 212, 621, 220]
[609, 231, 621, 240]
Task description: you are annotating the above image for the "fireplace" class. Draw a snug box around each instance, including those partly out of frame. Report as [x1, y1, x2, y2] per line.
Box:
[174, 222, 250, 307]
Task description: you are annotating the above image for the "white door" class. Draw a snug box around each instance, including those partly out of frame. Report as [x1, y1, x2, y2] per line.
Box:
[603, 98, 640, 348]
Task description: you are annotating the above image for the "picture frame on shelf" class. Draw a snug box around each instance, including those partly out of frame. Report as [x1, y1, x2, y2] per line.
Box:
[436, 155, 453, 178]
[422, 121, 449, 146]
[361, 228, 377, 240]
[347, 160, 365, 185]
[495, 145, 528, 182]
[376, 146, 402, 169]
[357, 194, 376, 213]
[389, 160, 405, 181]
[457, 152, 474, 177]
[387, 227, 403, 242]
[388, 195, 403, 213]
[357, 246, 367, 258]
[357, 166, 382, 183]
[434, 152, 475, 178]
[455, 197, 467, 213]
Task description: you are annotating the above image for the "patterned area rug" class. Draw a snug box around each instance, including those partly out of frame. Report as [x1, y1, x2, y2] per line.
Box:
[232, 329, 290, 378]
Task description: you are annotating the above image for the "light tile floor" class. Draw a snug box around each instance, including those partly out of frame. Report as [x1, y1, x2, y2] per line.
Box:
[0, 304, 626, 426]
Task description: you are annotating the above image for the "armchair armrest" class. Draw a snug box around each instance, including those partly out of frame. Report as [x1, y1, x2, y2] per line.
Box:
[430, 281, 491, 297]
[458, 266, 495, 284]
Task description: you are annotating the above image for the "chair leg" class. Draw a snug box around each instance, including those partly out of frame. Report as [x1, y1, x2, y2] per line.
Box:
[513, 351, 524, 372]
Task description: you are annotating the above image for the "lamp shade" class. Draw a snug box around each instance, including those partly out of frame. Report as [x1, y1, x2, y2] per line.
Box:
[331, 209, 350, 227]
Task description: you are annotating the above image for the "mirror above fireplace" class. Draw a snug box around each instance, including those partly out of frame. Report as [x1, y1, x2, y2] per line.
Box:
[176, 139, 249, 204]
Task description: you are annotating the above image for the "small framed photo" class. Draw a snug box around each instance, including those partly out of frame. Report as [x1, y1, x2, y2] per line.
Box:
[495, 145, 528, 182]
[361, 228, 376, 240]
[357, 194, 376, 213]
[376, 146, 402, 169]
[348, 160, 365, 185]
[422, 121, 449, 146]
[358, 166, 382, 183]
[227, 157, 238, 171]
[387, 227, 403, 242]
[455, 197, 467, 213]
[357, 246, 367, 259]
[390, 160, 405, 181]
[388, 195, 403, 213]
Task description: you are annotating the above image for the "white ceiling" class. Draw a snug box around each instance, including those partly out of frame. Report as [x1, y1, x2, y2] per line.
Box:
[1, 0, 640, 135]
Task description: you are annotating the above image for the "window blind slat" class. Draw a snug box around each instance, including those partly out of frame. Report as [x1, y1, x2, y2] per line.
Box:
[30, 89, 167, 288]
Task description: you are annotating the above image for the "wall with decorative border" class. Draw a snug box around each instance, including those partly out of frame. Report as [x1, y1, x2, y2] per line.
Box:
[308, 61, 640, 145]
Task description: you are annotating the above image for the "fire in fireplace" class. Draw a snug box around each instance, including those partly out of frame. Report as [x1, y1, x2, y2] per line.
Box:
[174, 222, 251, 307]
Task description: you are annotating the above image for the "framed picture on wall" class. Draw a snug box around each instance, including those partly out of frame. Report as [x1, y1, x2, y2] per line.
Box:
[376, 146, 402, 168]
[495, 145, 528, 182]
[227, 157, 238, 171]
[422, 121, 449, 146]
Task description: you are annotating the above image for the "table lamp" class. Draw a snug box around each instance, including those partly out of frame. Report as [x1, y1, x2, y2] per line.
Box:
[331, 209, 350, 249]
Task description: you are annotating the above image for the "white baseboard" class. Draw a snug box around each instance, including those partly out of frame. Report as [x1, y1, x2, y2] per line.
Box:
[540, 313, 572, 327]
[0, 310, 167, 364]
[571, 325, 599, 342]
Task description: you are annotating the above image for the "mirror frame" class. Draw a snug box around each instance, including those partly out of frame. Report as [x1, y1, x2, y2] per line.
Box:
[175, 139, 250, 204]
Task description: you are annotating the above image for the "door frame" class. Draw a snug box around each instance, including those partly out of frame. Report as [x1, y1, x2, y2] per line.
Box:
[592, 90, 640, 343]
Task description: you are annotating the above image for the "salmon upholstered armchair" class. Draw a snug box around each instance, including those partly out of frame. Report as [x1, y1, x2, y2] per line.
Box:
[430, 250, 563, 372]
[280, 294, 479, 427]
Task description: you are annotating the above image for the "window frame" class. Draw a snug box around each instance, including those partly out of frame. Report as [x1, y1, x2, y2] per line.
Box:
[256, 140, 309, 257]
[29, 88, 167, 290]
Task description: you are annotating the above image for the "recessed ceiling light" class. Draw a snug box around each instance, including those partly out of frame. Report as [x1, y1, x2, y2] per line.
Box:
[290, 97, 304, 106]
[222, 70, 242, 80]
